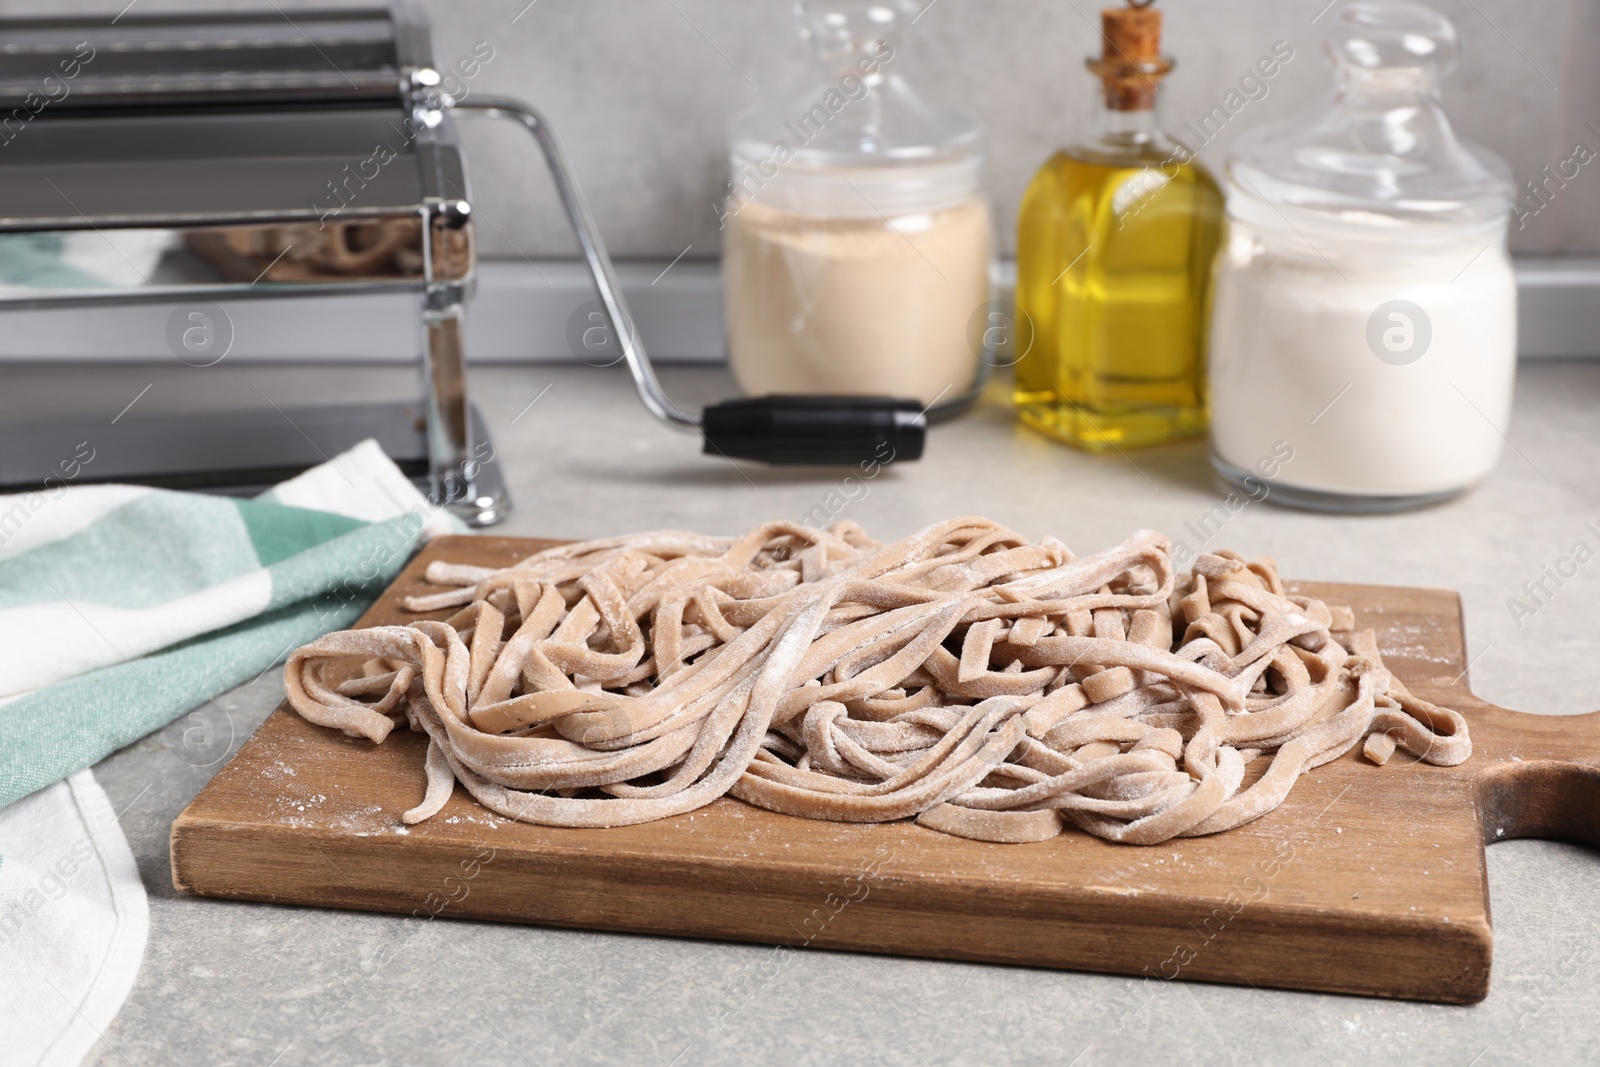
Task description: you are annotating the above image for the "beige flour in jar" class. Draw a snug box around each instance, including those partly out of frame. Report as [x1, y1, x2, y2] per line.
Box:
[724, 195, 991, 407]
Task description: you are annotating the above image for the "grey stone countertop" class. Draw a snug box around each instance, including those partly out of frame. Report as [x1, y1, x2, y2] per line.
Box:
[89, 364, 1600, 1067]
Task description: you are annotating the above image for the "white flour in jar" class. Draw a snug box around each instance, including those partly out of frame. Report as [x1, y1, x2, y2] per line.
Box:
[1208, 218, 1517, 498]
[724, 195, 991, 406]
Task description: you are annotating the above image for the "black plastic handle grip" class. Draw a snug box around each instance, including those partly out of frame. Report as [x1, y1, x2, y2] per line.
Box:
[701, 396, 926, 466]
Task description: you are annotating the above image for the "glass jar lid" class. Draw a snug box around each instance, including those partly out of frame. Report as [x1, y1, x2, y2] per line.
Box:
[728, 0, 982, 216]
[1228, 0, 1511, 225]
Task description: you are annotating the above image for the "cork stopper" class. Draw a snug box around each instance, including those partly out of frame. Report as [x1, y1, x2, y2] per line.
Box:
[1089, 1, 1171, 111]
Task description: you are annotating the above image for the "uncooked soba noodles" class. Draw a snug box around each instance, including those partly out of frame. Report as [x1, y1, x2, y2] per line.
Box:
[283, 518, 1470, 845]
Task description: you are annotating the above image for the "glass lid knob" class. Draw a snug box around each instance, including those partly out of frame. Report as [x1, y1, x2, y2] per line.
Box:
[1324, 0, 1459, 76]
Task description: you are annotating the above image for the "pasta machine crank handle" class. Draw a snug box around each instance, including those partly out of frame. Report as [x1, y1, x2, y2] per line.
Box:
[447, 95, 927, 466]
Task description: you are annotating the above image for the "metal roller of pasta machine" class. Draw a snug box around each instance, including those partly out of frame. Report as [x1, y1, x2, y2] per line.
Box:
[0, 5, 925, 527]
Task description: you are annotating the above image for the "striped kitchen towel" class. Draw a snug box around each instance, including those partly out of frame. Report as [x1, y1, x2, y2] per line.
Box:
[0, 438, 461, 1067]
[0, 439, 456, 809]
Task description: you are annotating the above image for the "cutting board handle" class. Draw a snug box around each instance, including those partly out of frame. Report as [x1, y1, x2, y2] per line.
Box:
[1471, 707, 1600, 849]
[1478, 760, 1600, 849]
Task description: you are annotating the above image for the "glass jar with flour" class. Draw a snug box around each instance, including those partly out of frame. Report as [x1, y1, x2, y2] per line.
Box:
[721, 0, 993, 419]
[1208, 0, 1516, 511]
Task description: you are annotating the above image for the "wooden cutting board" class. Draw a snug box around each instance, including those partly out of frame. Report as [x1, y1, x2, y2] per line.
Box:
[170, 535, 1600, 1004]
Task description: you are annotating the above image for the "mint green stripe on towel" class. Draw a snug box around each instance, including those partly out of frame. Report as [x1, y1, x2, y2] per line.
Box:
[0, 515, 423, 808]
[0, 493, 259, 610]
[235, 497, 365, 567]
[265, 510, 423, 611]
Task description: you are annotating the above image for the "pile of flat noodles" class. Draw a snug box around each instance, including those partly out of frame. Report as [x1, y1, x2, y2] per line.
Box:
[284, 518, 1471, 845]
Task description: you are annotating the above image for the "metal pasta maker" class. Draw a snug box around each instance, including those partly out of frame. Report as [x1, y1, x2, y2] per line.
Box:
[0, 5, 925, 526]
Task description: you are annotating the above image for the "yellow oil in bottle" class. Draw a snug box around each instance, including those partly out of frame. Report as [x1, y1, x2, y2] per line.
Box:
[1013, 2, 1224, 451]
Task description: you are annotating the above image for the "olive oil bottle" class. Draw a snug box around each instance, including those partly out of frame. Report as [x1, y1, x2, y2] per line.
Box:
[1014, 0, 1222, 451]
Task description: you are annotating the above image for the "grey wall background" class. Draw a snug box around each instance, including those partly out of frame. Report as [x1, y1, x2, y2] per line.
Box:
[9, 0, 1599, 260]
